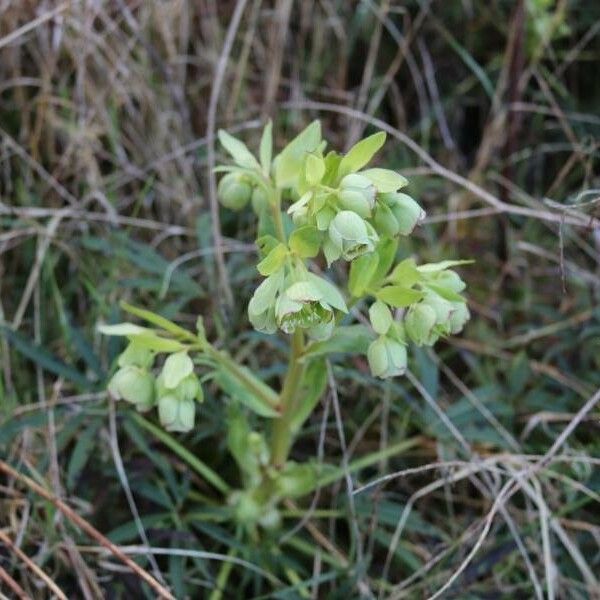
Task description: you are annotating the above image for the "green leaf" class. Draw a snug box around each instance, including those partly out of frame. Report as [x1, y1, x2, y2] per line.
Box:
[274, 121, 322, 188]
[304, 153, 325, 185]
[259, 120, 273, 173]
[130, 334, 186, 353]
[371, 238, 399, 286]
[98, 323, 151, 337]
[360, 168, 408, 193]
[339, 131, 386, 177]
[67, 422, 100, 489]
[226, 405, 255, 476]
[218, 129, 260, 170]
[256, 234, 280, 258]
[348, 253, 379, 297]
[306, 273, 347, 312]
[426, 283, 465, 303]
[388, 258, 422, 287]
[0, 325, 91, 388]
[417, 259, 474, 273]
[120, 302, 192, 339]
[377, 286, 423, 307]
[162, 351, 194, 389]
[289, 225, 321, 258]
[131, 413, 231, 494]
[304, 325, 371, 359]
[256, 243, 288, 276]
[290, 358, 328, 433]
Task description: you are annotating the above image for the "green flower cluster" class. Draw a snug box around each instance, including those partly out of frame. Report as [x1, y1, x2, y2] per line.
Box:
[104, 325, 203, 432]
[215, 121, 470, 380]
[213, 121, 470, 386]
[365, 260, 470, 378]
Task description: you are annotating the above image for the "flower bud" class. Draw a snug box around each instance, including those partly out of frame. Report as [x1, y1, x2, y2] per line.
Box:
[327, 210, 378, 263]
[158, 394, 195, 432]
[380, 192, 425, 235]
[108, 366, 155, 412]
[251, 186, 269, 214]
[338, 174, 376, 218]
[405, 303, 438, 346]
[367, 336, 407, 378]
[217, 173, 252, 210]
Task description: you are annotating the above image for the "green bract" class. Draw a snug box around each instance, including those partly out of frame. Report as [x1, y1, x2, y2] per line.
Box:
[158, 395, 195, 432]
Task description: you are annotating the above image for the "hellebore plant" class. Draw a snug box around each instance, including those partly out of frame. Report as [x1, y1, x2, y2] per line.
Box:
[100, 121, 470, 533]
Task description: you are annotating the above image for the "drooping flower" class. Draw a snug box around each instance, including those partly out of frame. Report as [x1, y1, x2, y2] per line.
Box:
[374, 192, 425, 237]
[367, 336, 407, 378]
[275, 276, 344, 334]
[324, 210, 379, 264]
[155, 352, 203, 432]
[404, 303, 438, 346]
[108, 366, 155, 412]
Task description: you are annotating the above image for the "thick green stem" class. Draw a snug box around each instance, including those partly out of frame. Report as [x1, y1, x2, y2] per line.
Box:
[270, 329, 305, 467]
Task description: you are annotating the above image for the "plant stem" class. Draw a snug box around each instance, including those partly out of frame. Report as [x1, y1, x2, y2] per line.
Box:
[270, 329, 305, 467]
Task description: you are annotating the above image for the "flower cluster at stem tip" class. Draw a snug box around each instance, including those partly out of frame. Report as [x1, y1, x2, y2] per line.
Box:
[216, 120, 471, 378]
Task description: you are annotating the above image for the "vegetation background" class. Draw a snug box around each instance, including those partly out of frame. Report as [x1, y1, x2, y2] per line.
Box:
[1, 1, 599, 598]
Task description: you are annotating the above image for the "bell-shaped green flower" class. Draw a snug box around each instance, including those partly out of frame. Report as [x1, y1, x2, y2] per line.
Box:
[367, 335, 407, 378]
[377, 192, 425, 236]
[448, 301, 470, 334]
[325, 210, 378, 264]
[422, 292, 454, 324]
[275, 281, 334, 334]
[158, 394, 195, 432]
[154, 352, 203, 432]
[217, 173, 252, 210]
[108, 366, 155, 412]
[338, 174, 376, 218]
[248, 270, 284, 334]
[405, 303, 438, 346]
